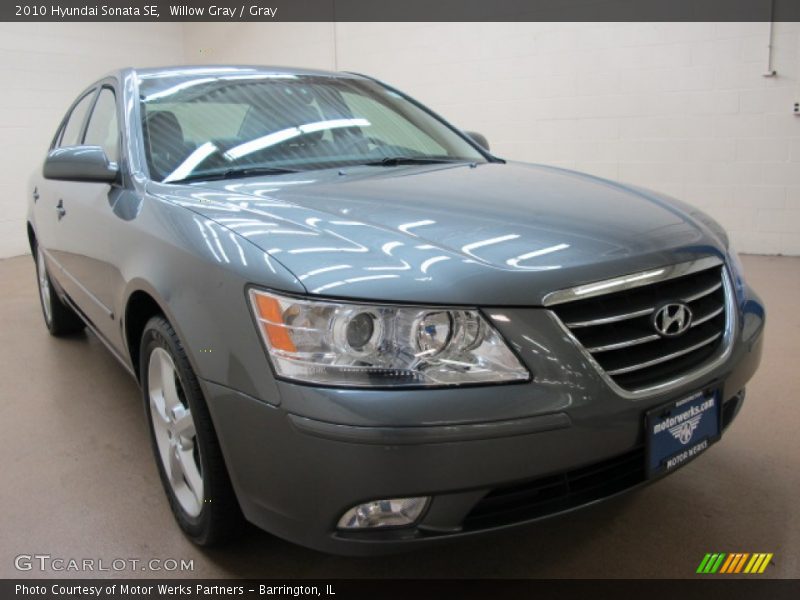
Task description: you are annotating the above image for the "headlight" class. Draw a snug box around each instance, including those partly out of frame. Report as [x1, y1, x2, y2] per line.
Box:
[248, 289, 530, 387]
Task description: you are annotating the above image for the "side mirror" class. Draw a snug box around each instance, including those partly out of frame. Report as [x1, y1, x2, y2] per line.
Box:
[465, 131, 490, 151]
[43, 146, 118, 183]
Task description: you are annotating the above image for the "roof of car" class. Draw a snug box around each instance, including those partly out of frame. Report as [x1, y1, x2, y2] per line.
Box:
[127, 65, 365, 80]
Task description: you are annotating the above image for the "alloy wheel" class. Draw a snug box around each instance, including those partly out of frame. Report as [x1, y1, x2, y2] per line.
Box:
[147, 347, 204, 517]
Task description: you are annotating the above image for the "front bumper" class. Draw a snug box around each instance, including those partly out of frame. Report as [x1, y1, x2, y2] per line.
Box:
[201, 287, 764, 555]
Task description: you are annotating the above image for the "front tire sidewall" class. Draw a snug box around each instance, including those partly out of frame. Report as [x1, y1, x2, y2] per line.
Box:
[141, 319, 211, 542]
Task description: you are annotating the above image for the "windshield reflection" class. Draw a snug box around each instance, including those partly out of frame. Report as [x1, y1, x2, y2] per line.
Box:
[139, 73, 486, 183]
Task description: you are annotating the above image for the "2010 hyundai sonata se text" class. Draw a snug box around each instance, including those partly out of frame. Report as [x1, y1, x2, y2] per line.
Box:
[28, 66, 765, 554]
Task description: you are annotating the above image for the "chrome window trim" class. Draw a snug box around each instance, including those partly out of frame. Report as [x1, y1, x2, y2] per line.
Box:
[546, 259, 736, 400]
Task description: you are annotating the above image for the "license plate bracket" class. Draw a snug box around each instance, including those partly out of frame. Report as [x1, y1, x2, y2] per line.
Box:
[646, 389, 721, 478]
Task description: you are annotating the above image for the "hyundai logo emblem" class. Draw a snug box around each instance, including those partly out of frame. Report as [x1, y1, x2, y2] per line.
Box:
[652, 302, 693, 337]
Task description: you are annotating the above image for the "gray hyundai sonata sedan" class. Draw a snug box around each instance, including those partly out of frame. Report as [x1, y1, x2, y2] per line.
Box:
[28, 66, 764, 554]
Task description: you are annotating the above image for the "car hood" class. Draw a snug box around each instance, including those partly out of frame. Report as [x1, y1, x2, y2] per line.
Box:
[150, 161, 725, 306]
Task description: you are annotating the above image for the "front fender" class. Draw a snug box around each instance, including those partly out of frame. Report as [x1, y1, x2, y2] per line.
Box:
[117, 193, 305, 405]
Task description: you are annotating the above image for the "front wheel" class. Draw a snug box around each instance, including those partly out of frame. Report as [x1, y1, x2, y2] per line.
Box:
[140, 316, 243, 545]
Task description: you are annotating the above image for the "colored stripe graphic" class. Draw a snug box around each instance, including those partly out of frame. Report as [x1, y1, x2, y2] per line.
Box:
[697, 554, 712, 573]
[722, 553, 739, 573]
[758, 553, 773, 573]
[744, 554, 761, 573]
[721, 553, 737, 574]
[702, 554, 719, 573]
[699, 553, 774, 574]
[710, 553, 726, 573]
[703, 553, 722, 573]
[735, 553, 750, 573]
[719, 554, 736, 573]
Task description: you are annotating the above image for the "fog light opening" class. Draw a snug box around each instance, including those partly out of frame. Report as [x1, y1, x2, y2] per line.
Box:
[336, 497, 429, 530]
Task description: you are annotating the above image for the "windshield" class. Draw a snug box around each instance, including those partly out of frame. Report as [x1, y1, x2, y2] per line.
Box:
[137, 72, 487, 183]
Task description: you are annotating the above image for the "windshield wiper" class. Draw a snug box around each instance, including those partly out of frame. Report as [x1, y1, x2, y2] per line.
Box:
[360, 156, 466, 167]
[167, 166, 301, 184]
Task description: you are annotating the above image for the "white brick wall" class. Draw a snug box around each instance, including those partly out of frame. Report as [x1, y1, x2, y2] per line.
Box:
[3, 22, 799, 257]
[0, 23, 184, 258]
[183, 22, 335, 70]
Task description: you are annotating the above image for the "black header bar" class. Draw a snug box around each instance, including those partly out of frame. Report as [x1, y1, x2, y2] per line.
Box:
[3, 0, 800, 22]
[3, 579, 800, 600]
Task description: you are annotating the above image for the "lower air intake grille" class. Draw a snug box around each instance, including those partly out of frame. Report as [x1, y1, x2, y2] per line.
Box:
[547, 259, 731, 392]
[463, 447, 645, 530]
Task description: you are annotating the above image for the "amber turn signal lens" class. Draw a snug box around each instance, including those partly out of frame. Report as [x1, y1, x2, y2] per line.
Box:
[253, 293, 297, 353]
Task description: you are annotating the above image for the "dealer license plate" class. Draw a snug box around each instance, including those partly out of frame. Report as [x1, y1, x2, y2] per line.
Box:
[646, 390, 721, 478]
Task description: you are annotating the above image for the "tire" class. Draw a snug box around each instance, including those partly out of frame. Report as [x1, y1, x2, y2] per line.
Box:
[34, 245, 85, 336]
[140, 316, 243, 545]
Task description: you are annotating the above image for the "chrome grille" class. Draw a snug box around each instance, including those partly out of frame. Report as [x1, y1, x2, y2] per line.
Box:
[546, 258, 732, 394]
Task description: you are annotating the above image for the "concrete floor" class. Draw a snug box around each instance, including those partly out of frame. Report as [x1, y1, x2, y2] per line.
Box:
[0, 254, 797, 579]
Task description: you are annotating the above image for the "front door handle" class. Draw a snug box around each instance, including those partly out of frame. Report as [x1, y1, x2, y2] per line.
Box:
[32, 187, 39, 202]
[56, 199, 66, 221]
